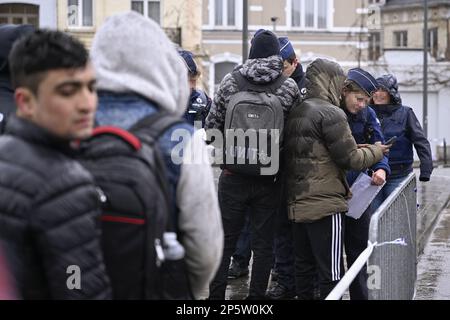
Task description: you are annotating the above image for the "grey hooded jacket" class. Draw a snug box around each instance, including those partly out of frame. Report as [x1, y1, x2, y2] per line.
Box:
[90, 11, 223, 299]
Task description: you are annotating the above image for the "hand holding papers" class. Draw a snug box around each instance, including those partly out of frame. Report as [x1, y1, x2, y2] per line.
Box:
[347, 172, 385, 219]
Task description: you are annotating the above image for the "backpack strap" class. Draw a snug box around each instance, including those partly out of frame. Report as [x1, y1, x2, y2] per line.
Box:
[91, 126, 142, 151]
[130, 112, 187, 233]
[232, 71, 288, 94]
[130, 111, 186, 146]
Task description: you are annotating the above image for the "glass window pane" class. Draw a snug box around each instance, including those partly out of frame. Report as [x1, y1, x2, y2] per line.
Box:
[148, 1, 160, 24]
[227, 0, 235, 26]
[11, 4, 25, 14]
[68, 0, 79, 26]
[27, 16, 39, 28]
[0, 17, 8, 24]
[25, 4, 39, 14]
[131, 1, 144, 14]
[0, 5, 10, 14]
[82, 0, 93, 26]
[215, 0, 223, 26]
[292, 0, 301, 27]
[215, 62, 235, 85]
[318, 0, 327, 29]
[12, 17, 23, 24]
[305, 0, 314, 27]
[27, 5, 39, 14]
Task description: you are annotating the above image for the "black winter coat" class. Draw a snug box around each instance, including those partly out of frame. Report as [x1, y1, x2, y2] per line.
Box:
[0, 116, 111, 299]
[0, 75, 15, 133]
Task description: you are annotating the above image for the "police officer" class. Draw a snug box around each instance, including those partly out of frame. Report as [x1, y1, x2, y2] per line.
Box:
[179, 50, 211, 128]
[341, 68, 391, 300]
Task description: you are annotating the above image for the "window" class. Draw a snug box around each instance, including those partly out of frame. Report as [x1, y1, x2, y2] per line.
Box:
[369, 32, 381, 61]
[0, 4, 39, 28]
[132, 0, 161, 24]
[291, 0, 329, 29]
[68, 0, 93, 27]
[214, 0, 236, 27]
[428, 28, 438, 58]
[214, 61, 237, 92]
[394, 31, 408, 48]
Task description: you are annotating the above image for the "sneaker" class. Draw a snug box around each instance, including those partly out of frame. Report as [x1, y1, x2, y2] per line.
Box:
[266, 283, 296, 300]
[227, 261, 249, 279]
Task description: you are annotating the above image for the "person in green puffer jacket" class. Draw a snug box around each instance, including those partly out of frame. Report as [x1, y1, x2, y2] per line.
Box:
[284, 58, 387, 299]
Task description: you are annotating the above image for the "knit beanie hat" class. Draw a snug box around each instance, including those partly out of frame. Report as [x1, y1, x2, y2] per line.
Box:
[278, 37, 295, 60]
[248, 30, 280, 59]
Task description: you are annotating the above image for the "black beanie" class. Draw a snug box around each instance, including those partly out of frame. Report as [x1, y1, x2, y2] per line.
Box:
[248, 30, 280, 60]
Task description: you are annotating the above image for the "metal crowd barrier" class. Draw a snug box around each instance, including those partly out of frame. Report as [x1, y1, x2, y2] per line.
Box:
[368, 172, 417, 300]
[326, 172, 417, 300]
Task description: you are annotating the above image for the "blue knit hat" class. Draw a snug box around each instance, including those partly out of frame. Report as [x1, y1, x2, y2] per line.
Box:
[179, 50, 198, 76]
[376, 74, 402, 105]
[278, 37, 295, 60]
[347, 68, 378, 96]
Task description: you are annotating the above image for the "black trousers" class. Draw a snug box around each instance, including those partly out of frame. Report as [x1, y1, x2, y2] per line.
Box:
[292, 213, 345, 300]
[209, 171, 280, 299]
[344, 207, 372, 300]
[273, 186, 295, 290]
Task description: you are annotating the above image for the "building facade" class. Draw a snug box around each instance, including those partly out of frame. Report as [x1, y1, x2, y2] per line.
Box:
[0, 0, 202, 51]
[0, 0, 57, 29]
[367, 0, 450, 160]
[202, 0, 374, 95]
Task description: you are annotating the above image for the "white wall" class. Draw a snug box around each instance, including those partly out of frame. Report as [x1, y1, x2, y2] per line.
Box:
[401, 91, 440, 160]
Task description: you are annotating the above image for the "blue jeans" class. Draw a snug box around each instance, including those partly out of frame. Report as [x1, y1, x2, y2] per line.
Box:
[371, 175, 408, 210]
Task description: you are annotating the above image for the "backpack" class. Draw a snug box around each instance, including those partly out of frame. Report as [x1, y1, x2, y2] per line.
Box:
[78, 112, 193, 300]
[223, 71, 287, 176]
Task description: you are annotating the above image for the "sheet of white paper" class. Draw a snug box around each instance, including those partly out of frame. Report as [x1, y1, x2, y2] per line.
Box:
[347, 172, 385, 220]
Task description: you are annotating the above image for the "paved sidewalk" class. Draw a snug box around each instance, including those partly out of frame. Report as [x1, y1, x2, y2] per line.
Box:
[203, 166, 450, 300]
[415, 206, 450, 300]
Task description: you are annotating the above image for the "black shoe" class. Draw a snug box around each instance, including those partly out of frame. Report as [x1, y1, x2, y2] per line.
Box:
[266, 283, 296, 300]
[245, 295, 268, 300]
[270, 269, 278, 282]
[228, 261, 249, 279]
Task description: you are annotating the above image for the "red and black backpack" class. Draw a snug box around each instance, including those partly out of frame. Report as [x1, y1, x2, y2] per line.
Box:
[79, 112, 193, 300]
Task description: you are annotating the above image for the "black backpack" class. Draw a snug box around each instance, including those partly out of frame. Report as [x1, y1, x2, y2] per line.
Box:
[78, 112, 193, 300]
[223, 71, 287, 176]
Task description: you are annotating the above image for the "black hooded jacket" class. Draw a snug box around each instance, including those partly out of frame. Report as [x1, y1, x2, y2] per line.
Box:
[371, 74, 433, 181]
[0, 116, 111, 299]
[291, 63, 307, 96]
[0, 24, 34, 133]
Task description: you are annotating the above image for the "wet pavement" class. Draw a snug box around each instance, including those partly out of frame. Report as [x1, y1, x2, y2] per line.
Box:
[202, 165, 450, 300]
[415, 206, 450, 299]
[416, 167, 450, 255]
